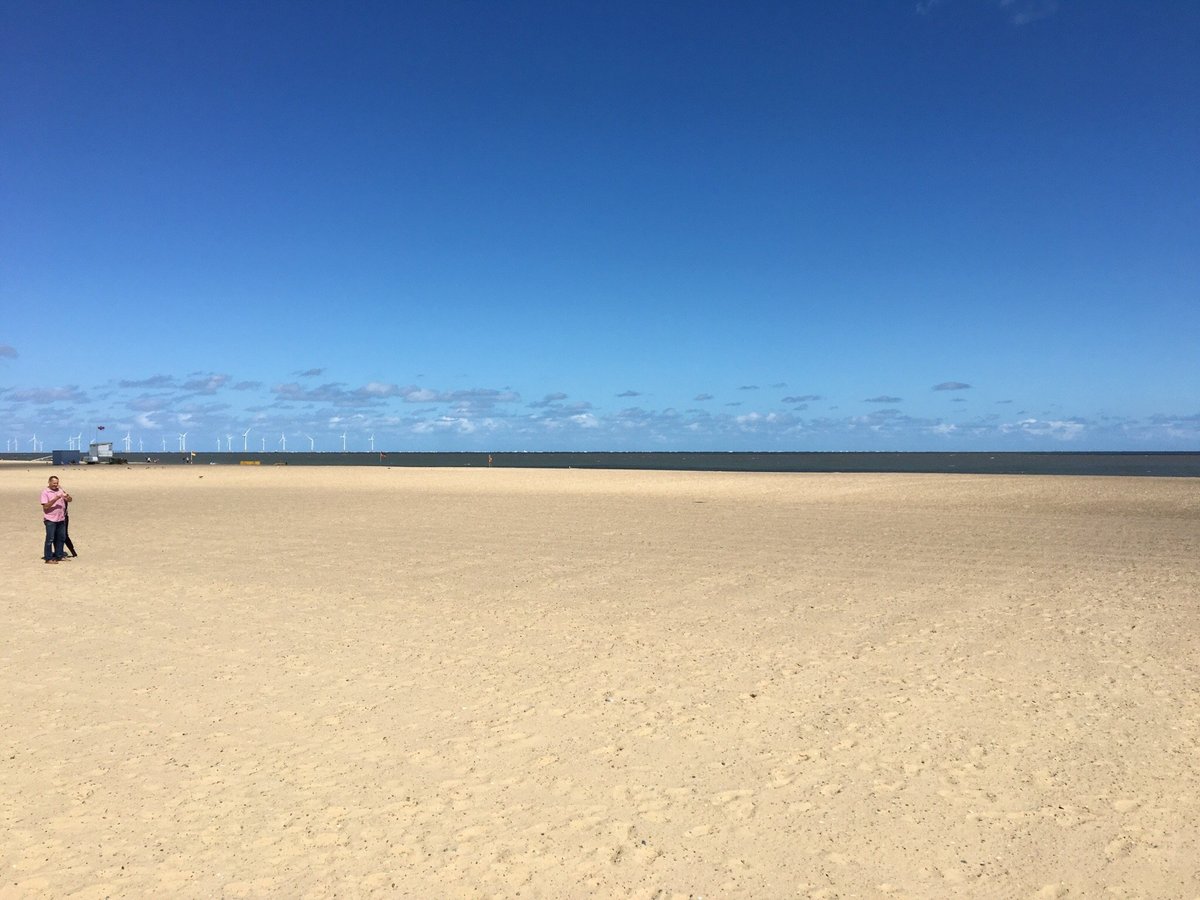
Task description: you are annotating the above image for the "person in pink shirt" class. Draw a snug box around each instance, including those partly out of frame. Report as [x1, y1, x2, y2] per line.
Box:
[40, 475, 72, 564]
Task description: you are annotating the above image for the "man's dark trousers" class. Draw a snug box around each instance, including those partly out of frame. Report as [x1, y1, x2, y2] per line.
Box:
[44, 519, 66, 561]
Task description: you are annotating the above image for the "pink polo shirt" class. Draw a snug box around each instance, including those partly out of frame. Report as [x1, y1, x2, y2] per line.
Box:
[41, 488, 66, 522]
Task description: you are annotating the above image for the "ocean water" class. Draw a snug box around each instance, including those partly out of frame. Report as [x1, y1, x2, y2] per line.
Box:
[7, 451, 1198, 477]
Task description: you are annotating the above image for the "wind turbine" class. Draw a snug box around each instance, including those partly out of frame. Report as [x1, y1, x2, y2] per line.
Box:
[30, 433, 37, 451]
[124, 432, 132, 453]
[138, 437, 144, 453]
[242, 427, 251, 451]
[226, 433, 233, 452]
[161, 436, 167, 452]
[369, 433, 375, 452]
[341, 431, 347, 451]
[178, 432, 188, 452]
[305, 434, 315, 451]
[261, 436, 266, 452]
[279, 432, 287, 451]
[75, 432, 82, 452]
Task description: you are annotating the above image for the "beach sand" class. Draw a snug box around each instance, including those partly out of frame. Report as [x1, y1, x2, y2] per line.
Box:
[2, 465, 1198, 898]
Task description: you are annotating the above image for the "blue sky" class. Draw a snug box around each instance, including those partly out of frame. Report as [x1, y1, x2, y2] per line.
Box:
[2, 0, 1197, 452]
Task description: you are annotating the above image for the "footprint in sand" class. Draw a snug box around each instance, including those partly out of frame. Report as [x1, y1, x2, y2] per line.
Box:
[710, 788, 756, 821]
[455, 825, 489, 842]
[1034, 885, 1069, 899]
[1104, 835, 1135, 860]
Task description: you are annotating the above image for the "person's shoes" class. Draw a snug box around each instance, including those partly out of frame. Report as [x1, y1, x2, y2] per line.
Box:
[70, 552, 78, 557]
[44, 558, 58, 564]
[60, 555, 73, 561]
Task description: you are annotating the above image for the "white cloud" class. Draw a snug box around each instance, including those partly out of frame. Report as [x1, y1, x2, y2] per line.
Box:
[412, 416, 502, 435]
[735, 411, 800, 432]
[119, 375, 175, 389]
[1001, 417, 1087, 440]
[403, 388, 442, 403]
[182, 374, 230, 394]
[360, 381, 401, 397]
[1001, 0, 1058, 26]
[920, 0, 1058, 25]
[9, 385, 87, 404]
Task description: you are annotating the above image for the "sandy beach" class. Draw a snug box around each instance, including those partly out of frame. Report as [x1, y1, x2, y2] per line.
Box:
[2, 464, 1198, 898]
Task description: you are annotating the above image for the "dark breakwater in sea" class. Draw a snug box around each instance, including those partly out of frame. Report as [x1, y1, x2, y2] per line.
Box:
[6, 451, 1196, 477]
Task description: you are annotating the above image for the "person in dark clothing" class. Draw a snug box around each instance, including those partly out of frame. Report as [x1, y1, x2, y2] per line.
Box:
[62, 495, 78, 558]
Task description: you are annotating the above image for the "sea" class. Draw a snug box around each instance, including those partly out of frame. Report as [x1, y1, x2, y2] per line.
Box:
[5, 451, 1199, 477]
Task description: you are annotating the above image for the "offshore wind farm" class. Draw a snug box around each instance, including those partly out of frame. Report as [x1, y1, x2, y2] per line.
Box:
[4, 419, 1200, 476]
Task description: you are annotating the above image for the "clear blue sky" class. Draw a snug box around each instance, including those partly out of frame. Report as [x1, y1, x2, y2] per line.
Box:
[2, 0, 1197, 452]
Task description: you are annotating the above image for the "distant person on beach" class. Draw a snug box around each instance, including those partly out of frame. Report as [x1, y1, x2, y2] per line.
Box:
[62, 486, 78, 558]
[39, 475, 72, 564]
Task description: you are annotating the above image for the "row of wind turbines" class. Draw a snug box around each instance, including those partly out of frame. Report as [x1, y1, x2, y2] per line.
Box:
[168, 430, 378, 452]
[213, 430, 377, 452]
[6, 434, 87, 452]
[6, 435, 64, 452]
[6, 431, 379, 454]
